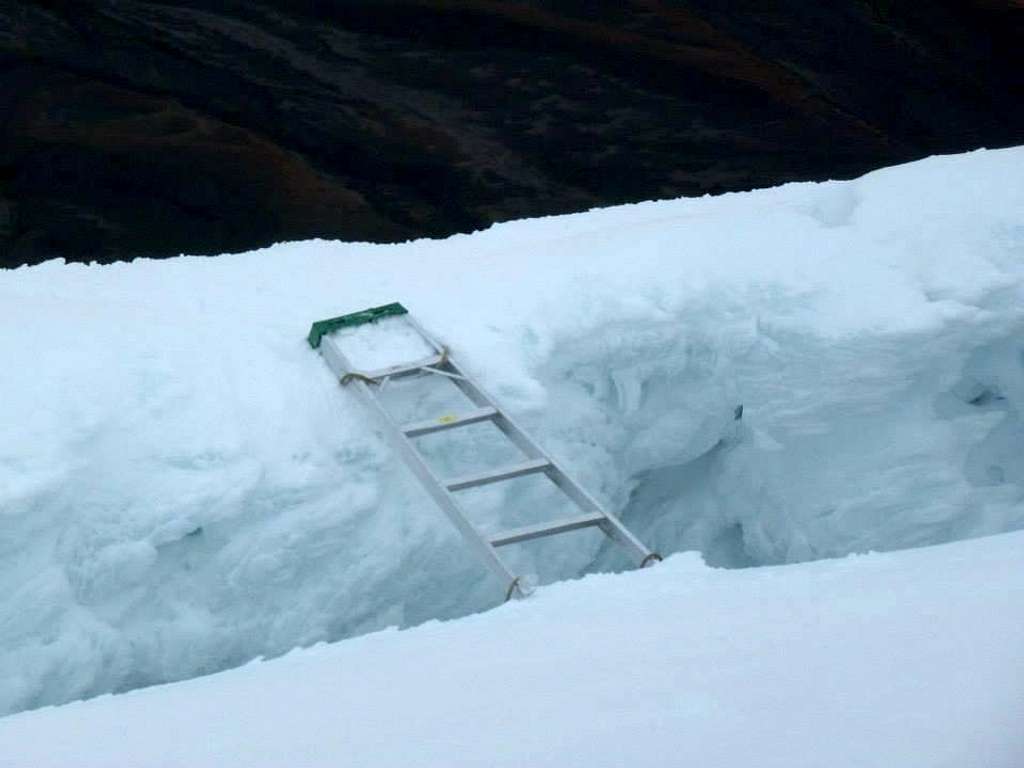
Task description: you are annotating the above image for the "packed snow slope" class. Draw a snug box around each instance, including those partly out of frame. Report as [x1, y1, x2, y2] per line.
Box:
[1, 147, 1023, 716]
[1, 530, 1023, 768]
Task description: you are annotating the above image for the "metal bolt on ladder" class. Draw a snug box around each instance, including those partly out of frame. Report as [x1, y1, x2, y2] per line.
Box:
[308, 303, 661, 601]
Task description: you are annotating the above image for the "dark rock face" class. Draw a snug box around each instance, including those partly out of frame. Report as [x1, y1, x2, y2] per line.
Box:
[2, 1, 1022, 267]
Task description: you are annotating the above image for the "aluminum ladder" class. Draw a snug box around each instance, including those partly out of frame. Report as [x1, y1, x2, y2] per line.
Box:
[308, 303, 661, 600]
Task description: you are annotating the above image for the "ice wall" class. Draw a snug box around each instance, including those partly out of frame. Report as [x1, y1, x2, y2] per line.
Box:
[582, 322, 1024, 570]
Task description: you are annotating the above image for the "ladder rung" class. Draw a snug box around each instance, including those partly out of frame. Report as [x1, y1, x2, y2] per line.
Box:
[489, 513, 607, 547]
[446, 458, 550, 492]
[363, 352, 446, 381]
[402, 407, 498, 437]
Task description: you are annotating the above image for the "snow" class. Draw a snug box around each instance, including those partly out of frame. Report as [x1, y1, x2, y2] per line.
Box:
[1, 530, 1022, 767]
[330, 314, 435, 371]
[1, 146, 1023, 719]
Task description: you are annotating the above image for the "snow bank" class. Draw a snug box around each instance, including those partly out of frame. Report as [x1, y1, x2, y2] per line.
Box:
[1, 147, 1023, 715]
[2, 530, 1022, 767]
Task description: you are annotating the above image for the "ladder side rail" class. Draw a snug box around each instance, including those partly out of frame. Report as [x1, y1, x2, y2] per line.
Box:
[402, 314, 449, 355]
[398, 317, 542, 454]
[437, 360, 547, 460]
[320, 337, 520, 590]
[534, 452, 654, 565]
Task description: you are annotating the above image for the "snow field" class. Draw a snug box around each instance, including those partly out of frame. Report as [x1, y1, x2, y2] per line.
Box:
[0, 146, 1022, 715]
[1, 529, 1022, 767]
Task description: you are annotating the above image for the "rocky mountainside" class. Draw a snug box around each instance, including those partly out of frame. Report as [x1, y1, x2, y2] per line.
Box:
[2, 0, 1022, 267]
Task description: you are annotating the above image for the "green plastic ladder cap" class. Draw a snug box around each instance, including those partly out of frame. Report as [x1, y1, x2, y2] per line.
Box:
[307, 302, 409, 348]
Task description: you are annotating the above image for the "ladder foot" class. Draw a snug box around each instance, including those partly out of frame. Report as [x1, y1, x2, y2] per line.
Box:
[504, 574, 538, 601]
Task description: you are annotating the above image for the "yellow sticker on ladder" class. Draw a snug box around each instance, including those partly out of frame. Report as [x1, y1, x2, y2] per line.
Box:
[438, 414, 458, 424]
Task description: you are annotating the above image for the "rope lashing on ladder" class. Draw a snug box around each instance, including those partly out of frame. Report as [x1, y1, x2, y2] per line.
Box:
[339, 346, 451, 387]
[505, 553, 659, 601]
[504, 576, 524, 602]
[340, 371, 380, 386]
